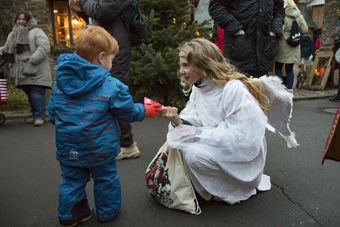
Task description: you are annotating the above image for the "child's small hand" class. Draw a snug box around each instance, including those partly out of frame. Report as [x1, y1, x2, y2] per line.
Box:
[144, 104, 161, 118]
[162, 107, 182, 126]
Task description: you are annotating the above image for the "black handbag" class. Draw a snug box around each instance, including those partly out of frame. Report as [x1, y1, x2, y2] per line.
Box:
[128, 0, 147, 46]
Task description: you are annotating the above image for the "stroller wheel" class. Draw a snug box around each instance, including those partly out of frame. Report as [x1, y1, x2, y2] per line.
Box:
[0, 113, 6, 125]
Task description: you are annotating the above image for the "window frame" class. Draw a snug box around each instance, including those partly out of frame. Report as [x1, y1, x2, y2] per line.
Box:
[51, 0, 85, 46]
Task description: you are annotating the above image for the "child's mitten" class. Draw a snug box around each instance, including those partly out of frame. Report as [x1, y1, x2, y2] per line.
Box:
[144, 104, 161, 118]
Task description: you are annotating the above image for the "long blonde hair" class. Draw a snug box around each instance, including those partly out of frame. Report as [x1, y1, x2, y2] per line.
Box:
[178, 39, 270, 113]
[284, 0, 300, 11]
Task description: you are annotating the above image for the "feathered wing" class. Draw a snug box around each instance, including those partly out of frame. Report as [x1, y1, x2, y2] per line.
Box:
[258, 76, 299, 148]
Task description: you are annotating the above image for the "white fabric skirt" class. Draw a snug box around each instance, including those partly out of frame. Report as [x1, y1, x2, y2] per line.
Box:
[181, 138, 271, 205]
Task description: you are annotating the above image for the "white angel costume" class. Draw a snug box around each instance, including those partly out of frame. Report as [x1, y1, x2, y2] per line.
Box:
[167, 76, 298, 205]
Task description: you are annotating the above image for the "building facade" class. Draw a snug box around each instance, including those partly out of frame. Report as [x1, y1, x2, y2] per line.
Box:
[0, 0, 86, 80]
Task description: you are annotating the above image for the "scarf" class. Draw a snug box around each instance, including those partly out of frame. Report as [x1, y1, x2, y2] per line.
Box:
[3, 19, 36, 63]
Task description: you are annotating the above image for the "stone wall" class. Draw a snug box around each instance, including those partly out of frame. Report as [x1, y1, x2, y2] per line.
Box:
[319, 0, 338, 52]
[25, 0, 54, 43]
[0, 0, 53, 43]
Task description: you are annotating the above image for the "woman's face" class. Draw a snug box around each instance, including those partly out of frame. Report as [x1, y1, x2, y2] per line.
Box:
[16, 14, 27, 27]
[179, 51, 202, 85]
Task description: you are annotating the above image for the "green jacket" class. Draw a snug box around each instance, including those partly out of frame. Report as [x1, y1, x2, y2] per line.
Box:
[275, 7, 308, 64]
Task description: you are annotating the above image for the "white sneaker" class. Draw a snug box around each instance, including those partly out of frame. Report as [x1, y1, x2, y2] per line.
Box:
[34, 119, 44, 126]
[116, 141, 140, 160]
[26, 118, 35, 124]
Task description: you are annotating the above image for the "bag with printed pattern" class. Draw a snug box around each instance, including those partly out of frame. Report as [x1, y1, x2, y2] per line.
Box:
[145, 142, 201, 215]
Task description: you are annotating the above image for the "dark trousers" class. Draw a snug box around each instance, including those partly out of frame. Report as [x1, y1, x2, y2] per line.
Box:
[118, 120, 134, 147]
[106, 6, 135, 148]
[275, 62, 294, 89]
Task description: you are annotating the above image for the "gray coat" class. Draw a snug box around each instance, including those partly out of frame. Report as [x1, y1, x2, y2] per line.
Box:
[0, 18, 52, 88]
[275, 7, 308, 64]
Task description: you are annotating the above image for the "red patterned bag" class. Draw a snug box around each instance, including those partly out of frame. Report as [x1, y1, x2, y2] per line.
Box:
[146, 142, 201, 215]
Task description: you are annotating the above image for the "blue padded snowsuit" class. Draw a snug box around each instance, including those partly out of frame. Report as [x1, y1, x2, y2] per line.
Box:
[48, 54, 145, 223]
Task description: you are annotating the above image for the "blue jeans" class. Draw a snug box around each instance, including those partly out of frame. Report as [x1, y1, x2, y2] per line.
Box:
[22, 85, 46, 120]
[275, 62, 294, 89]
[301, 57, 310, 64]
[58, 159, 121, 222]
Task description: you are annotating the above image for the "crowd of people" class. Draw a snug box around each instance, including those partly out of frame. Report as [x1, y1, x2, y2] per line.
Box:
[1, 0, 339, 225]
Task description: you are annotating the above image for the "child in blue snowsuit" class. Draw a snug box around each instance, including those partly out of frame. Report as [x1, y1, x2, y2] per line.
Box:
[48, 26, 161, 226]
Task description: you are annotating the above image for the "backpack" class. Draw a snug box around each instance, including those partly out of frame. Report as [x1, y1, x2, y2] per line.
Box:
[128, 0, 147, 46]
[286, 20, 301, 47]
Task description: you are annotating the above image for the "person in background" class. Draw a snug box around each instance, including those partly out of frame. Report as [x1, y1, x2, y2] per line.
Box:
[69, 0, 141, 160]
[160, 38, 298, 206]
[0, 11, 52, 126]
[275, 0, 308, 93]
[301, 33, 313, 65]
[48, 26, 161, 226]
[329, 19, 340, 102]
[209, 0, 285, 78]
[213, 23, 224, 53]
[315, 35, 321, 54]
[207, 24, 214, 41]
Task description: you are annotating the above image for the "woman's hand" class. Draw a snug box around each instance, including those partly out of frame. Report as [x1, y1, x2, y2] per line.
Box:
[27, 60, 33, 64]
[234, 30, 245, 36]
[270, 31, 276, 37]
[162, 107, 183, 126]
[69, 0, 82, 12]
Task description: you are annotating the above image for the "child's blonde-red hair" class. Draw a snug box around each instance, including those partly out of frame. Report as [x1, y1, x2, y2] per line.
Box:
[75, 26, 119, 62]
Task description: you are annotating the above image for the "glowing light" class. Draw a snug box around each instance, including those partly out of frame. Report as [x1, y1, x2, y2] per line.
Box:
[54, 10, 58, 13]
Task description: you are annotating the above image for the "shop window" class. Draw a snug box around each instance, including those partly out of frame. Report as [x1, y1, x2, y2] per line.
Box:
[53, 1, 86, 46]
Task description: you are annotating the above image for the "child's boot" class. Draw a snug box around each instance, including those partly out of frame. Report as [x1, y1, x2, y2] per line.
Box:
[59, 199, 94, 227]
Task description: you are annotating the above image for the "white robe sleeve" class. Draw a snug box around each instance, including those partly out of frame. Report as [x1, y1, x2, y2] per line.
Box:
[167, 81, 268, 162]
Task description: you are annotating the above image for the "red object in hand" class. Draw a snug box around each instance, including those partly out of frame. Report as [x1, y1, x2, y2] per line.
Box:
[144, 104, 161, 118]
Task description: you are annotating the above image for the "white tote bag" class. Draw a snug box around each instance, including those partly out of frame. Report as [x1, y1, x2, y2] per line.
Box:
[146, 142, 201, 215]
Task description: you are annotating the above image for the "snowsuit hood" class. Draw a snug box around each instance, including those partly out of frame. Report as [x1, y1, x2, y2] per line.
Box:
[56, 54, 109, 98]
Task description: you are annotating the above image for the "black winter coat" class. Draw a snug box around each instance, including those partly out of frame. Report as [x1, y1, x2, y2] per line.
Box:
[209, 0, 285, 72]
[79, 0, 135, 83]
[333, 20, 340, 53]
[300, 35, 313, 58]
